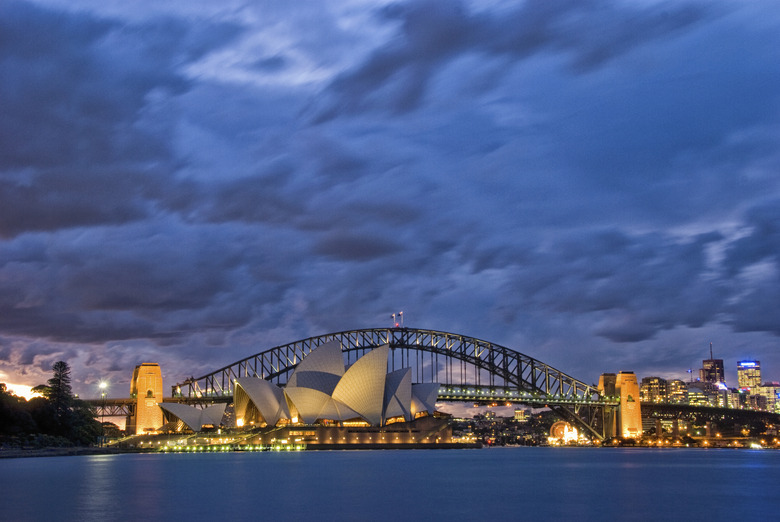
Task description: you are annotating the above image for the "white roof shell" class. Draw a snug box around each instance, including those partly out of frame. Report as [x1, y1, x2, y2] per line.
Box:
[331, 344, 389, 426]
[383, 368, 412, 422]
[235, 342, 439, 427]
[287, 340, 344, 389]
[234, 377, 289, 427]
[411, 383, 440, 415]
[159, 402, 227, 432]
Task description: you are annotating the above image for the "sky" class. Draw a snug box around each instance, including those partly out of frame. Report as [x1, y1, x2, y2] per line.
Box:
[1, 0, 780, 402]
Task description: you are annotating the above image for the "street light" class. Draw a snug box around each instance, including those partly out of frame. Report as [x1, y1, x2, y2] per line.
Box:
[99, 381, 108, 447]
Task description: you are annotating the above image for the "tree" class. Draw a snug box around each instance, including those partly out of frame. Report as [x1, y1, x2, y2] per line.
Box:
[28, 361, 101, 445]
[0, 384, 36, 437]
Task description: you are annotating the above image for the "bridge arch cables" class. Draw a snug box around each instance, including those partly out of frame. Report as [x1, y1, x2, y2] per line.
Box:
[173, 328, 616, 439]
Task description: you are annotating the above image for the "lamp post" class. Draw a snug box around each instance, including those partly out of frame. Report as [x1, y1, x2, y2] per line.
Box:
[99, 381, 107, 447]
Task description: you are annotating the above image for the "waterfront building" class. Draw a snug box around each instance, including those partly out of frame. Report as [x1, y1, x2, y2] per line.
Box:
[640, 376, 668, 403]
[737, 361, 761, 390]
[233, 341, 439, 428]
[514, 409, 528, 422]
[127, 363, 164, 435]
[668, 379, 688, 404]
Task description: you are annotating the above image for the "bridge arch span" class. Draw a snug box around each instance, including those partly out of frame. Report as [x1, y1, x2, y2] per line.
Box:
[174, 328, 614, 438]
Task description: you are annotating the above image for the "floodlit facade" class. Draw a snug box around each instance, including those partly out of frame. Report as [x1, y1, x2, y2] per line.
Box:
[615, 371, 642, 439]
[127, 363, 164, 435]
[234, 341, 439, 428]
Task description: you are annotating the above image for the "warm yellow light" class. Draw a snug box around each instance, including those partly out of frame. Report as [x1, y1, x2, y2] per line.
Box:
[3, 383, 41, 401]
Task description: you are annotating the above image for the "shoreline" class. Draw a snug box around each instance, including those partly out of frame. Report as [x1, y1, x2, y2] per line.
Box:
[0, 447, 152, 459]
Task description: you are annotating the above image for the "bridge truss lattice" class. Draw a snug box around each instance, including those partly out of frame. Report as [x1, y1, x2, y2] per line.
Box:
[173, 328, 617, 439]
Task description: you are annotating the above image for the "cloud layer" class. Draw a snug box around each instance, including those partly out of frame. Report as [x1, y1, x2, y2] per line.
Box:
[2, 0, 780, 395]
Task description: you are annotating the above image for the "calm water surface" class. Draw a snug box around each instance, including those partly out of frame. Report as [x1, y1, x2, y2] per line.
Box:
[2, 447, 778, 521]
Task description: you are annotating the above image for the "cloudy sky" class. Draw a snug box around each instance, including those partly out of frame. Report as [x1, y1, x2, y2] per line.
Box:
[2, 0, 779, 400]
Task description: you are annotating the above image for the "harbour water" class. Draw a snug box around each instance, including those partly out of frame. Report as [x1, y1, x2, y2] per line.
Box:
[2, 447, 779, 521]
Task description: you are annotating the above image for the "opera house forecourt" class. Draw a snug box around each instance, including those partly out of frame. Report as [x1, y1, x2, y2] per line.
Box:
[156, 341, 466, 449]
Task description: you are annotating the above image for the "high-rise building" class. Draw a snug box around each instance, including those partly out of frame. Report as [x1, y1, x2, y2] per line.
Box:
[668, 379, 688, 404]
[737, 360, 761, 390]
[127, 363, 164, 435]
[688, 381, 718, 406]
[757, 382, 780, 413]
[640, 376, 669, 403]
[700, 359, 725, 384]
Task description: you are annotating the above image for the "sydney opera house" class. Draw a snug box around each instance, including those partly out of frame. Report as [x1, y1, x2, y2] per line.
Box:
[158, 341, 455, 447]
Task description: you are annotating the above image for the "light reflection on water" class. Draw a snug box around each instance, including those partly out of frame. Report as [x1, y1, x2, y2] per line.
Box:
[2, 447, 779, 521]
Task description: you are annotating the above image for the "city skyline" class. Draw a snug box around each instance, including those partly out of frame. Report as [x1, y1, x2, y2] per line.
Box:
[2, 0, 780, 399]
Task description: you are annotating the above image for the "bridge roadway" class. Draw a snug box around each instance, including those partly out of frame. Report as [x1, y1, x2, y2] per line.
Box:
[87, 384, 618, 417]
[87, 389, 778, 427]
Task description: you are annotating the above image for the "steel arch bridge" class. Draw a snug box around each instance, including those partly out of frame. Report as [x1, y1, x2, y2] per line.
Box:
[173, 328, 619, 439]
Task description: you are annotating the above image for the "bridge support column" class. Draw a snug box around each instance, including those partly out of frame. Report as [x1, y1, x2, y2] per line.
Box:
[655, 419, 663, 439]
[127, 363, 164, 435]
[672, 419, 679, 439]
[705, 421, 712, 439]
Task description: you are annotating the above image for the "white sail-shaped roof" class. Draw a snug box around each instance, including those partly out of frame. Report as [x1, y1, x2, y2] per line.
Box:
[291, 371, 342, 395]
[411, 383, 440, 415]
[332, 344, 389, 426]
[233, 342, 441, 428]
[201, 403, 228, 427]
[159, 402, 227, 432]
[234, 377, 289, 427]
[284, 387, 337, 424]
[316, 396, 362, 423]
[383, 367, 412, 422]
[287, 340, 344, 389]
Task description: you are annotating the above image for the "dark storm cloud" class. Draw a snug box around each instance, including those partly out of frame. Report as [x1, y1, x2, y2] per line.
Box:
[721, 199, 780, 334]
[2, 0, 780, 394]
[315, 232, 403, 261]
[168, 172, 305, 226]
[0, 169, 160, 237]
[0, 0, 242, 237]
[316, 0, 710, 118]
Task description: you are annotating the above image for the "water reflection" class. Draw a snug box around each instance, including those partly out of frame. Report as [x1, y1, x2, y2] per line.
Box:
[2, 448, 779, 521]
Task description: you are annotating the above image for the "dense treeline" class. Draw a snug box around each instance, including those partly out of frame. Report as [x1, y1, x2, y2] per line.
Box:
[0, 361, 101, 447]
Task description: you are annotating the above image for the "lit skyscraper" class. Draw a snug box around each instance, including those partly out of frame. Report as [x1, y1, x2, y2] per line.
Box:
[640, 376, 668, 403]
[668, 379, 688, 404]
[737, 360, 761, 390]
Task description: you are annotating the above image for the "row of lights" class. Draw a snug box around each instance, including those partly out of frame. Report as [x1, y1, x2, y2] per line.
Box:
[161, 444, 306, 452]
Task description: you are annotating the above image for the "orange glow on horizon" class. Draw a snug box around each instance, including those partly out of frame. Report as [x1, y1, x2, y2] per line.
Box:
[3, 383, 41, 401]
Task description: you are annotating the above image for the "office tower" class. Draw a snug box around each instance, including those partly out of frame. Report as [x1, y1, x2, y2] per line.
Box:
[668, 379, 688, 404]
[737, 360, 761, 390]
[640, 376, 669, 403]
